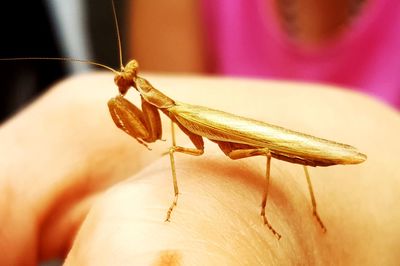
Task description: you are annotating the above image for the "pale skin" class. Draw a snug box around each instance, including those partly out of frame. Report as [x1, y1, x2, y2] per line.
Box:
[0, 73, 399, 265]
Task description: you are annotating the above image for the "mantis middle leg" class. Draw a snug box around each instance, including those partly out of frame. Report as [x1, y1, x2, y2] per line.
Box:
[217, 142, 281, 239]
[303, 166, 326, 232]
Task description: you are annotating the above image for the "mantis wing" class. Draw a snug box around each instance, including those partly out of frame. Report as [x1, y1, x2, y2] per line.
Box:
[169, 103, 366, 166]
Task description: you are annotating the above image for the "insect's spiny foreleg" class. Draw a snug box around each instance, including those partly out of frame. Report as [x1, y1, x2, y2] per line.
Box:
[165, 121, 204, 222]
[303, 166, 327, 232]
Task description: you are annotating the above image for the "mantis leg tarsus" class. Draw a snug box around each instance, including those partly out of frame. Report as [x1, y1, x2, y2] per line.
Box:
[313, 211, 327, 233]
[165, 193, 178, 222]
[303, 166, 327, 233]
[262, 213, 282, 240]
[135, 137, 151, 150]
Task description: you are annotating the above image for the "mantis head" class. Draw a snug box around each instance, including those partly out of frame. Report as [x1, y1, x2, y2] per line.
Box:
[114, 59, 139, 95]
[113, 59, 175, 109]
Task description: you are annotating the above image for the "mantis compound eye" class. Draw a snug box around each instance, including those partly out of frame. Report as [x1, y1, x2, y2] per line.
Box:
[124, 59, 139, 74]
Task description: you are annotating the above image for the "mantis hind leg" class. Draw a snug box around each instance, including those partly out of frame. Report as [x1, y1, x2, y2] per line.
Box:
[303, 166, 327, 232]
[165, 121, 204, 222]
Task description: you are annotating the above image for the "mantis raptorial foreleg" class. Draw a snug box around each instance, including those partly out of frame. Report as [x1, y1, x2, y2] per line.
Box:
[165, 121, 204, 222]
[108, 95, 162, 148]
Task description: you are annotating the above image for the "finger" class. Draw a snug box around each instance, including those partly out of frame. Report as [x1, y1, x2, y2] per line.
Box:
[64, 152, 326, 265]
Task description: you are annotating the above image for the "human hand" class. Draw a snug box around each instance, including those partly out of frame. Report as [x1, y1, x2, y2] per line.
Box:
[1, 73, 399, 265]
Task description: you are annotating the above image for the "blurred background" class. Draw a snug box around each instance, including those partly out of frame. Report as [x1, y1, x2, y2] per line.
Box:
[0, 0, 398, 264]
[0, 0, 399, 124]
[0, 0, 127, 123]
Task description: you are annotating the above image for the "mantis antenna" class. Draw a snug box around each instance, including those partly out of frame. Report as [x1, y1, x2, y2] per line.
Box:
[0, 0, 124, 74]
[0, 57, 118, 74]
[111, 0, 124, 71]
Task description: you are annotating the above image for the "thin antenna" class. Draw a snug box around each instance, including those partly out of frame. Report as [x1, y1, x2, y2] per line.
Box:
[111, 0, 124, 70]
[0, 57, 119, 74]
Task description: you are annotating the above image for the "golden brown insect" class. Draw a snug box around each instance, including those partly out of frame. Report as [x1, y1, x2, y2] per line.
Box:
[108, 59, 367, 239]
[0, 0, 366, 240]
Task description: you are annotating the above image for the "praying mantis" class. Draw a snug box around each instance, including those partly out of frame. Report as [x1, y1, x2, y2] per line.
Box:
[0, 1, 367, 240]
[108, 59, 366, 239]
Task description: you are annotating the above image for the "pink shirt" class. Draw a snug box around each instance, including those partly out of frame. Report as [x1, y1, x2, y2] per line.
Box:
[202, 0, 400, 109]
